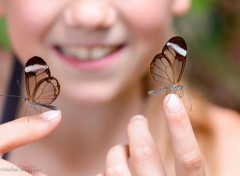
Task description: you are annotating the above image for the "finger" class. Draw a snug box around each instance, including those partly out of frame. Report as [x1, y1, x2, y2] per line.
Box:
[105, 145, 131, 176]
[0, 110, 61, 155]
[127, 115, 166, 176]
[163, 94, 205, 175]
[95, 174, 104, 176]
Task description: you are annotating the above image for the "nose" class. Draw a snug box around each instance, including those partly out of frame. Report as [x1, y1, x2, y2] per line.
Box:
[64, 1, 116, 29]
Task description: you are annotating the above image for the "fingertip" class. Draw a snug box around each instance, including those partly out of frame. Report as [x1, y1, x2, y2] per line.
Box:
[18, 110, 62, 138]
[130, 114, 146, 122]
[95, 173, 104, 176]
[127, 115, 150, 147]
[23, 110, 62, 125]
[128, 114, 147, 131]
[41, 110, 62, 121]
[163, 94, 183, 113]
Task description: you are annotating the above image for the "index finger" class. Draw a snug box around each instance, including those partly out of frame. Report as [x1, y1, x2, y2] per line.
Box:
[163, 94, 205, 175]
[0, 110, 61, 155]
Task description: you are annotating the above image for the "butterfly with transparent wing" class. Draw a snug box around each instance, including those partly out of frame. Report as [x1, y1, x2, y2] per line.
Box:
[1, 56, 60, 120]
[148, 36, 191, 109]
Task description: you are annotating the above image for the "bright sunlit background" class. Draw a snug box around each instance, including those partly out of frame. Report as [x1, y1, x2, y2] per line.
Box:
[1, 0, 240, 111]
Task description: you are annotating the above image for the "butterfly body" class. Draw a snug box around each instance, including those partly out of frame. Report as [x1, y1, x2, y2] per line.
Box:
[148, 36, 187, 96]
[148, 84, 183, 95]
[170, 84, 183, 93]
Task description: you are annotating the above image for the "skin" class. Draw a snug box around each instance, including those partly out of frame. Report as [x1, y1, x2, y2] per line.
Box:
[0, 0, 240, 175]
[0, 95, 205, 176]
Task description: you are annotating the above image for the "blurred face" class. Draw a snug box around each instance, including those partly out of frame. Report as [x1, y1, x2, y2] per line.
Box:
[1, 0, 189, 104]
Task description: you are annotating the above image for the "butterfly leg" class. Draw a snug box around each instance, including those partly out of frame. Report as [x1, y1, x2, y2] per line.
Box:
[24, 105, 30, 122]
[15, 100, 26, 120]
[183, 88, 192, 111]
[178, 89, 184, 98]
[32, 106, 47, 120]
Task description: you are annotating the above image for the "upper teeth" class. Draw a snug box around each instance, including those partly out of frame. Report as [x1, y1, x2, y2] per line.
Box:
[60, 46, 116, 60]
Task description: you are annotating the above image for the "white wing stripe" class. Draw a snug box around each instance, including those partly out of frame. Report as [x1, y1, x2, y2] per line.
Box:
[25, 64, 48, 73]
[167, 42, 187, 57]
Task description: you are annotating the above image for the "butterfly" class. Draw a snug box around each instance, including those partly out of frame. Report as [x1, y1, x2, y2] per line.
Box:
[24, 56, 60, 111]
[1, 56, 60, 120]
[148, 36, 187, 98]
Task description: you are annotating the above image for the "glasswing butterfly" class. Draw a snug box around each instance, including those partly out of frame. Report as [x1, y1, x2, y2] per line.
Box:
[24, 56, 60, 110]
[148, 36, 191, 109]
[0, 56, 60, 120]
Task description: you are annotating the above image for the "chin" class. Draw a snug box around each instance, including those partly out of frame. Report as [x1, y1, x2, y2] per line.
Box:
[62, 85, 119, 105]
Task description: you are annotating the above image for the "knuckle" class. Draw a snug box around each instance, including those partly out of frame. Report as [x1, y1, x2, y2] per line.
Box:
[131, 144, 154, 163]
[179, 151, 204, 173]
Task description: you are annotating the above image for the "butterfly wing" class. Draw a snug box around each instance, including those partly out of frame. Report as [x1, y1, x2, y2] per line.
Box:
[150, 53, 174, 87]
[162, 36, 187, 83]
[33, 76, 60, 104]
[25, 56, 50, 100]
[25, 56, 60, 107]
[149, 37, 187, 95]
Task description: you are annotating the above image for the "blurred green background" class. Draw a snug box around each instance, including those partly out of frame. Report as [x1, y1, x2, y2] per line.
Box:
[0, 19, 10, 49]
[0, 0, 240, 111]
[176, 0, 240, 111]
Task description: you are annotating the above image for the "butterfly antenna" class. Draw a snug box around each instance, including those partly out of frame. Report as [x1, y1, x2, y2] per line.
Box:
[0, 94, 24, 99]
[33, 106, 46, 120]
[0, 80, 25, 98]
[17, 80, 24, 92]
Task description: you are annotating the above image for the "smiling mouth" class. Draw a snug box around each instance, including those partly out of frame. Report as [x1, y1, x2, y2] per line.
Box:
[55, 45, 124, 61]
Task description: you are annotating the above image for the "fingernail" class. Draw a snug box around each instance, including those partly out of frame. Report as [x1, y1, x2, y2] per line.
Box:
[41, 110, 61, 121]
[131, 114, 145, 121]
[95, 173, 104, 176]
[165, 94, 182, 113]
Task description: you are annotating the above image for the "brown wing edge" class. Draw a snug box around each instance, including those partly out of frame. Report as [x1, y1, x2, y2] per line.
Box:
[25, 56, 51, 100]
[32, 76, 60, 104]
[25, 56, 51, 77]
[150, 53, 174, 86]
[162, 36, 187, 83]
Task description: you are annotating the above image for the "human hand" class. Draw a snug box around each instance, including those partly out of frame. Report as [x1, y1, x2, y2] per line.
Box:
[0, 110, 61, 176]
[98, 94, 206, 175]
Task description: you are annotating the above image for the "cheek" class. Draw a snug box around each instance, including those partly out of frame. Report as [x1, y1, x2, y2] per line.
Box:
[5, 1, 64, 58]
[116, 0, 173, 69]
[117, 0, 172, 34]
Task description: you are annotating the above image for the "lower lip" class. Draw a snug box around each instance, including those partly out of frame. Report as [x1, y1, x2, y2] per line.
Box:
[53, 46, 124, 71]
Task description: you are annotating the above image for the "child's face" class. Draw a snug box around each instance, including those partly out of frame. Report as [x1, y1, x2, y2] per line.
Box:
[1, 0, 190, 103]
